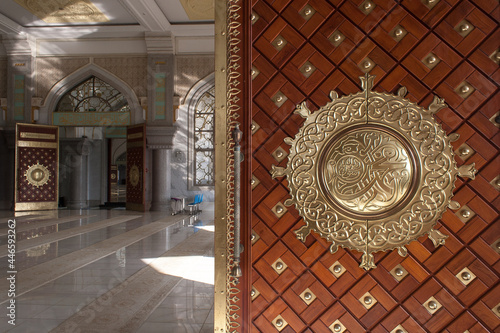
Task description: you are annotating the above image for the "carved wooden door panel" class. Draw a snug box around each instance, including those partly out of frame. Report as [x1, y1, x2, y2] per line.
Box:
[126, 123, 146, 211]
[15, 123, 59, 211]
[247, 1, 499, 332]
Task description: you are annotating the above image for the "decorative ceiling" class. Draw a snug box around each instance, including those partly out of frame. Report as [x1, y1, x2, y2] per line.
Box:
[0, 0, 214, 40]
[13, 0, 110, 24]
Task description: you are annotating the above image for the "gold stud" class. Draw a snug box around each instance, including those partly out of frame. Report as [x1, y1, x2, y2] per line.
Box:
[300, 61, 316, 78]
[329, 320, 346, 333]
[455, 205, 475, 223]
[251, 120, 260, 135]
[272, 91, 287, 107]
[300, 288, 317, 305]
[454, 20, 474, 37]
[359, 57, 374, 72]
[329, 31, 345, 47]
[359, 292, 377, 309]
[489, 111, 500, 128]
[423, 53, 440, 69]
[251, 229, 260, 244]
[272, 36, 287, 51]
[272, 315, 288, 331]
[359, 0, 375, 14]
[390, 264, 408, 281]
[251, 11, 259, 25]
[424, 296, 442, 314]
[489, 50, 500, 65]
[251, 175, 260, 189]
[390, 325, 408, 333]
[490, 175, 500, 192]
[272, 202, 287, 218]
[251, 286, 260, 300]
[456, 267, 476, 285]
[329, 261, 346, 278]
[454, 143, 474, 161]
[272, 146, 288, 163]
[422, 0, 440, 10]
[272, 258, 288, 274]
[251, 66, 260, 80]
[300, 5, 316, 20]
[455, 81, 475, 98]
[391, 25, 407, 43]
[492, 303, 500, 318]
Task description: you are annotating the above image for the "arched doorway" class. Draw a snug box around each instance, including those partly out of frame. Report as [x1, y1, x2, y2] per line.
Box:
[44, 66, 142, 209]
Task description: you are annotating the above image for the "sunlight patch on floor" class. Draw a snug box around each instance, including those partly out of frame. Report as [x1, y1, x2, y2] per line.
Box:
[142, 256, 215, 285]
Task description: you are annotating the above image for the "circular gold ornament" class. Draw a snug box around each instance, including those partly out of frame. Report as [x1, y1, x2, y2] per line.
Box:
[129, 165, 140, 187]
[110, 173, 117, 180]
[24, 162, 51, 188]
[271, 75, 477, 270]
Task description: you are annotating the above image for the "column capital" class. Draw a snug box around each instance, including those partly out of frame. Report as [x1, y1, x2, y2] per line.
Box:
[146, 125, 176, 150]
[2, 34, 36, 57]
[145, 32, 174, 54]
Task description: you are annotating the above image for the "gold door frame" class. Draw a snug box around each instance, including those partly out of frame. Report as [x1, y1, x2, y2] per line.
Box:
[214, 0, 244, 331]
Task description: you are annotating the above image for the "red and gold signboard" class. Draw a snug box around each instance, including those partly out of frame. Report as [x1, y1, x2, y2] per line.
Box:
[15, 123, 59, 211]
[126, 124, 146, 211]
[109, 165, 118, 185]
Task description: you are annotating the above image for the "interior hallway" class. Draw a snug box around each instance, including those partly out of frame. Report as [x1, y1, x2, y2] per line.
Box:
[0, 205, 215, 333]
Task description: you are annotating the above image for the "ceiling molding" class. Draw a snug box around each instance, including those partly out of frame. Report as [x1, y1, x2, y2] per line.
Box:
[171, 24, 214, 37]
[0, 13, 24, 35]
[22, 25, 146, 39]
[118, 0, 171, 32]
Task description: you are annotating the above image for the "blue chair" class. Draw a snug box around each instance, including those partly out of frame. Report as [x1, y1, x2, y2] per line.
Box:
[187, 194, 203, 215]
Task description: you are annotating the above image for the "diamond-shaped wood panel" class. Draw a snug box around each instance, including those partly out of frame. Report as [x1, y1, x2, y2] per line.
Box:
[246, 0, 499, 331]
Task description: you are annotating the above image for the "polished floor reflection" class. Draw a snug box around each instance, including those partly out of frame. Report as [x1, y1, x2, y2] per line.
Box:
[0, 206, 214, 333]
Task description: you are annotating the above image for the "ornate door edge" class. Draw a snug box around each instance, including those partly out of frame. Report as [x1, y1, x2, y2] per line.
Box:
[214, 0, 247, 332]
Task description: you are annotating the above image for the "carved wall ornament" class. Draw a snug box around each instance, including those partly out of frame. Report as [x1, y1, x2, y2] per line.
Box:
[129, 165, 140, 187]
[270, 74, 477, 270]
[25, 162, 51, 188]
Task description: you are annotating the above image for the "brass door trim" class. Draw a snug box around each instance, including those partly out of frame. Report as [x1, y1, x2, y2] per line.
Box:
[214, 0, 243, 332]
[271, 74, 476, 270]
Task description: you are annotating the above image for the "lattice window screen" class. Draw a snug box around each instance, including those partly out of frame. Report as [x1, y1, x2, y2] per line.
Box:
[194, 86, 215, 186]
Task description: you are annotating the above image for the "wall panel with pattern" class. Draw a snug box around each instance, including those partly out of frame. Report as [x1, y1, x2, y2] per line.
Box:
[248, 0, 499, 332]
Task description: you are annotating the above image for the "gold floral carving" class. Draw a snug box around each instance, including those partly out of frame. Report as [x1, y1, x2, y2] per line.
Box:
[129, 165, 140, 187]
[179, 0, 214, 20]
[25, 163, 51, 188]
[15, 0, 109, 23]
[271, 75, 476, 270]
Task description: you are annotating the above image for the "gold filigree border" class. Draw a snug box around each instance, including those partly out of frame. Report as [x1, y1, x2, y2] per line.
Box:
[272, 75, 477, 270]
[214, 0, 242, 332]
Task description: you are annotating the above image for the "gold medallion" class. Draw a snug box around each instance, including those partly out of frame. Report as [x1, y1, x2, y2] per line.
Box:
[271, 74, 476, 270]
[129, 165, 140, 187]
[24, 162, 51, 188]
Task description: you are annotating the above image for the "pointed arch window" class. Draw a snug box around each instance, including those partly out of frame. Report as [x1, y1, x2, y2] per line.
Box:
[56, 76, 129, 112]
[194, 86, 215, 186]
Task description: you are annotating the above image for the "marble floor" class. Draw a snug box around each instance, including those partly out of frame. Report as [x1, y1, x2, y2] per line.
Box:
[0, 205, 215, 333]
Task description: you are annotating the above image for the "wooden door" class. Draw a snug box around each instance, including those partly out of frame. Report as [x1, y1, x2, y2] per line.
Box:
[15, 123, 59, 211]
[240, 1, 499, 332]
[126, 123, 146, 211]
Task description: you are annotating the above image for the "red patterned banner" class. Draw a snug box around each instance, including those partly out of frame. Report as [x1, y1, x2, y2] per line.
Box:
[126, 124, 146, 211]
[15, 123, 59, 211]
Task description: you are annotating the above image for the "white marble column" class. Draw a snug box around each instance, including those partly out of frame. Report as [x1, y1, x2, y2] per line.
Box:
[150, 148, 172, 211]
[68, 138, 91, 209]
